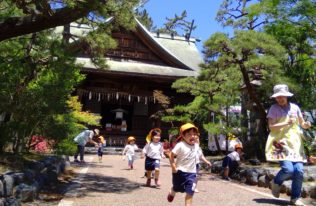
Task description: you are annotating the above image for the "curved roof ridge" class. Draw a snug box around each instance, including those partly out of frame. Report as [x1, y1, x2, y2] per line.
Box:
[135, 18, 195, 71]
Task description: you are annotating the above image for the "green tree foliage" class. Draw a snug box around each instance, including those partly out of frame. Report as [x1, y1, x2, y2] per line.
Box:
[136, 9, 154, 31]
[253, 0, 316, 111]
[0, 0, 139, 153]
[156, 10, 196, 37]
[54, 96, 101, 155]
[164, 30, 286, 157]
[0, 0, 139, 42]
[222, 0, 316, 111]
[0, 31, 99, 153]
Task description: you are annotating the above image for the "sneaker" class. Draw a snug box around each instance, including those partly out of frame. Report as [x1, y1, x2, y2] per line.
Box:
[130, 165, 133, 170]
[155, 179, 161, 188]
[79, 160, 86, 164]
[271, 180, 281, 198]
[74, 159, 80, 163]
[167, 192, 175, 202]
[290, 198, 306, 206]
[223, 176, 231, 181]
[146, 178, 151, 187]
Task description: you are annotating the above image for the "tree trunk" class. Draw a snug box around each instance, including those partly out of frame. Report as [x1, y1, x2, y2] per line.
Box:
[239, 64, 268, 160]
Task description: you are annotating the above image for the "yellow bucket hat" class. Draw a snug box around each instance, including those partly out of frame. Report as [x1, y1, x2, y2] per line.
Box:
[98, 136, 105, 144]
[127, 136, 136, 143]
[180, 123, 199, 135]
[145, 128, 162, 143]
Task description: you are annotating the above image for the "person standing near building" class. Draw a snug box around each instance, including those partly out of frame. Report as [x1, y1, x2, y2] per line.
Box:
[122, 136, 139, 170]
[74, 128, 99, 164]
[167, 123, 199, 206]
[142, 128, 164, 188]
[265, 84, 311, 206]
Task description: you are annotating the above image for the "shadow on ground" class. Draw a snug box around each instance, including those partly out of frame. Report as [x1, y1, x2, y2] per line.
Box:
[253, 198, 290, 205]
[71, 162, 113, 169]
[63, 172, 140, 198]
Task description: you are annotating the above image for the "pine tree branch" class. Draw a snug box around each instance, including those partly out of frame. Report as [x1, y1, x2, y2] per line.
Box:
[0, 1, 101, 42]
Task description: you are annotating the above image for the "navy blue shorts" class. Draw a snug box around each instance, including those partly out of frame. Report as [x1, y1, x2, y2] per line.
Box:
[97, 147, 103, 157]
[222, 156, 238, 175]
[172, 170, 197, 196]
[145, 156, 160, 171]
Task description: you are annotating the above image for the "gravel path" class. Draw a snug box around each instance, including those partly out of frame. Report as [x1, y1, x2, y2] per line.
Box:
[50, 154, 316, 206]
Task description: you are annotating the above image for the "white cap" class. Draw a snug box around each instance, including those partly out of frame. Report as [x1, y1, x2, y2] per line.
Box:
[270, 84, 293, 98]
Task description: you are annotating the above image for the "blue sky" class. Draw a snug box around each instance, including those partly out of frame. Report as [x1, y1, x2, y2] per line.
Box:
[142, 0, 231, 52]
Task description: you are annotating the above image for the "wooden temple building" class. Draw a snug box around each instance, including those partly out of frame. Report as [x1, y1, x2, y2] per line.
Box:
[62, 19, 202, 147]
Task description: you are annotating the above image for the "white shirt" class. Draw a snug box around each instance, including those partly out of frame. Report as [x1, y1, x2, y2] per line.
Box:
[172, 141, 198, 173]
[228, 151, 240, 161]
[143, 142, 163, 159]
[73, 130, 93, 146]
[123, 144, 138, 156]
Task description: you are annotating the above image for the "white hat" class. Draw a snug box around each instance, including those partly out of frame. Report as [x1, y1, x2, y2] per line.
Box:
[270, 84, 293, 98]
[93, 129, 100, 135]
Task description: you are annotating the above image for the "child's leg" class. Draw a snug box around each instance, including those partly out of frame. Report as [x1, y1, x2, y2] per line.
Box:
[146, 170, 152, 186]
[154, 169, 160, 179]
[154, 169, 161, 187]
[223, 167, 229, 177]
[130, 155, 135, 169]
[170, 187, 176, 196]
[195, 164, 200, 191]
[184, 194, 193, 206]
[167, 187, 176, 202]
[127, 155, 133, 168]
[146, 170, 152, 179]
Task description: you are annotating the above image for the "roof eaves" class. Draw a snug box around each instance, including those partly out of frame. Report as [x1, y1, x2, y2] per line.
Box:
[135, 18, 195, 71]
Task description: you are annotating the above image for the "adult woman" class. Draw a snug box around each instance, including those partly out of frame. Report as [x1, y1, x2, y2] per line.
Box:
[265, 84, 311, 206]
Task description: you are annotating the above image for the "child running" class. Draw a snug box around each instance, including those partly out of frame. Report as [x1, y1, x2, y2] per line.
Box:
[122, 136, 139, 170]
[142, 128, 164, 188]
[167, 123, 199, 206]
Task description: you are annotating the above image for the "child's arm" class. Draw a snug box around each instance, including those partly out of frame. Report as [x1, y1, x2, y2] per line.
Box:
[141, 144, 148, 158]
[160, 144, 165, 158]
[122, 145, 127, 156]
[200, 154, 212, 167]
[169, 152, 177, 173]
[310, 156, 316, 164]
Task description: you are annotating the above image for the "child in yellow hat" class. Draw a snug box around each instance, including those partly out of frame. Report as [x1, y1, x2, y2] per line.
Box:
[97, 135, 106, 163]
[167, 123, 199, 206]
[142, 128, 164, 187]
[122, 136, 139, 170]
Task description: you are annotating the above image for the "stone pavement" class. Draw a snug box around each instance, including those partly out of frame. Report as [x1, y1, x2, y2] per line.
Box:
[56, 155, 315, 206]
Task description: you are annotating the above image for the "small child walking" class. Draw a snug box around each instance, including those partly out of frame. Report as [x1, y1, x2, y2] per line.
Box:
[142, 128, 164, 188]
[97, 135, 106, 162]
[122, 136, 139, 170]
[167, 123, 199, 206]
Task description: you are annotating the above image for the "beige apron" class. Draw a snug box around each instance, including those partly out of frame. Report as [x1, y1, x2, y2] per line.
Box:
[265, 116, 306, 162]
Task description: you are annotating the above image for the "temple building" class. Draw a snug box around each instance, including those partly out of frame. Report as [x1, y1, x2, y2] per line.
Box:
[61, 19, 202, 146]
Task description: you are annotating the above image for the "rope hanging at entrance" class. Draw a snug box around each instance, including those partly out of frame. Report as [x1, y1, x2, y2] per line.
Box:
[77, 89, 156, 104]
